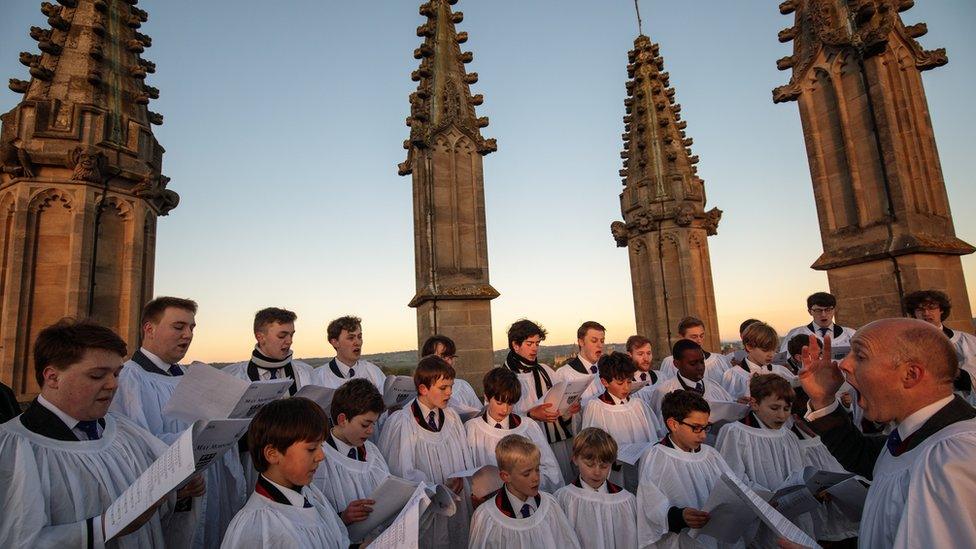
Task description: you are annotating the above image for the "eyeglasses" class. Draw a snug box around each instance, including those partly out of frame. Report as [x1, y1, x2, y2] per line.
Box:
[809, 307, 835, 314]
[678, 421, 713, 433]
[914, 304, 942, 312]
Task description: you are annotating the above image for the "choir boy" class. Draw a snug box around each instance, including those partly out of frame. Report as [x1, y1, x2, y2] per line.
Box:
[0, 319, 201, 548]
[223, 307, 315, 393]
[647, 340, 735, 428]
[376, 355, 474, 548]
[312, 379, 388, 543]
[905, 289, 976, 400]
[468, 434, 581, 549]
[780, 292, 856, 353]
[111, 297, 246, 547]
[466, 367, 564, 492]
[715, 374, 815, 540]
[554, 427, 638, 548]
[627, 334, 659, 393]
[580, 351, 663, 489]
[554, 321, 608, 406]
[220, 398, 349, 548]
[505, 319, 582, 484]
[658, 317, 732, 385]
[722, 321, 796, 400]
[636, 390, 745, 548]
[422, 334, 483, 412]
[313, 316, 386, 391]
[730, 318, 761, 365]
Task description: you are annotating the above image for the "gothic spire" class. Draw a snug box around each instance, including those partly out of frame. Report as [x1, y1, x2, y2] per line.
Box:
[399, 0, 496, 176]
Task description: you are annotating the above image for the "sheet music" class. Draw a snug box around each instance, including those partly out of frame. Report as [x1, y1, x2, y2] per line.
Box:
[383, 376, 416, 408]
[162, 363, 291, 422]
[719, 473, 820, 548]
[346, 476, 419, 542]
[103, 418, 250, 540]
[706, 400, 749, 423]
[293, 384, 336, 415]
[449, 465, 502, 498]
[825, 477, 869, 521]
[694, 471, 760, 543]
[544, 377, 591, 415]
[616, 442, 653, 466]
[367, 483, 427, 549]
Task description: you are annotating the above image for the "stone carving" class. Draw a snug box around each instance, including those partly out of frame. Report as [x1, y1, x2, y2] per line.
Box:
[0, 138, 34, 178]
[29, 26, 62, 56]
[675, 202, 696, 227]
[703, 207, 723, 236]
[611, 221, 629, 247]
[69, 146, 108, 183]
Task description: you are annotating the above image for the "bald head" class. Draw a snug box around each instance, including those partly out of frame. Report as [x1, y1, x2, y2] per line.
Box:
[856, 318, 958, 384]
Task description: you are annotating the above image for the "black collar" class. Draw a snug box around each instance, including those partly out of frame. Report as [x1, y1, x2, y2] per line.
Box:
[130, 349, 171, 376]
[18, 400, 104, 442]
[943, 326, 955, 339]
[571, 476, 622, 494]
[676, 375, 705, 395]
[256, 475, 298, 506]
[329, 358, 358, 380]
[493, 488, 541, 519]
[598, 391, 624, 405]
[566, 356, 590, 375]
[325, 430, 367, 461]
[482, 412, 521, 429]
[411, 400, 445, 432]
[247, 359, 297, 396]
[807, 322, 843, 339]
[895, 395, 976, 456]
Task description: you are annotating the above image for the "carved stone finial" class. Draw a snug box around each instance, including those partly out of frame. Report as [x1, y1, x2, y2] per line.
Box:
[675, 202, 696, 227]
[703, 207, 723, 236]
[69, 146, 108, 183]
[611, 221, 629, 247]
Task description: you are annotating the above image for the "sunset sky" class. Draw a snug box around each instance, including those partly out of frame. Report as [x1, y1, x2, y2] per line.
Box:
[2, 1, 974, 363]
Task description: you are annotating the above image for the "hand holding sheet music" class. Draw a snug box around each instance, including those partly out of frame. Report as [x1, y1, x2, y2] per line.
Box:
[543, 377, 592, 415]
[103, 418, 250, 541]
[162, 363, 292, 422]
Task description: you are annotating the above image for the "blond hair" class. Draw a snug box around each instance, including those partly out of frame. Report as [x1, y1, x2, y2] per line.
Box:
[742, 321, 779, 352]
[572, 427, 618, 463]
[495, 434, 540, 472]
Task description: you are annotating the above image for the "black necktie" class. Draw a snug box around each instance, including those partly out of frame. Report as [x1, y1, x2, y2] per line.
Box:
[640, 372, 648, 381]
[268, 368, 278, 379]
[427, 410, 437, 431]
[520, 503, 532, 518]
[818, 327, 829, 337]
[495, 422, 503, 429]
[302, 495, 313, 508]
[348, 368, 355, 378]
[347, 448, 357, 459]
[589, 365, 598, 374]
[168, 364, 184, 376]
[76, 420, 101, 440]
[886, 429, 903, 456]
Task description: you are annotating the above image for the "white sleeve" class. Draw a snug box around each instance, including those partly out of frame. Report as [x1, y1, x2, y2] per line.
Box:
[804, 398, 841, 422]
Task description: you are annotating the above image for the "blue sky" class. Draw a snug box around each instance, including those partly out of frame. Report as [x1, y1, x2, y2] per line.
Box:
[2, 1, 974, 362]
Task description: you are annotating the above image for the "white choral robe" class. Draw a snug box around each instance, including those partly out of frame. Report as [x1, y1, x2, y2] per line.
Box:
[945, 327, 976, 405]
[222, 358, 316, 490]
[721, 360, 797, 400]
[312, 358, 386, 391]
[859, 418, 976, 548]
[377, 399, 475, 548]
[636, 441, 745, 548]
[552, 361, 603, 407]
[511, 362, 576, 483]
[221, 359, 315, 388]
[220, 482, 349, 549]
[311, 439, 389, 537]
[465, 413, 565, 493]
[646, 377, 734, 429]
[0, 412, 196, 549]
[714, 418, 815, 542]
[110, 360, 247, 548]
[554, 481, 638, 549]
[779, 323, 856, 353]
[468, 491, 582, 549]
[449, 377, 483, 410]
[793, 430, 859, 541]
[581, 395, 663, 490]
[658, 352, 732, 386]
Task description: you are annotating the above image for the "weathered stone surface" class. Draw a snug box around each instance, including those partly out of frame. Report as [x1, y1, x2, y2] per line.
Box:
[775, 0, 973, 330]
[402, 0, 498, 392]
[1, 0, 170, 399]
[612, 35, 722, 358]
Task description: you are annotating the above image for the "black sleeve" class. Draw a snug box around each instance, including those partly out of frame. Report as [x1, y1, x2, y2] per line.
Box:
[808, 404, 885, 479]
[0, 382, 19, 424]
[667, 506, 688, 533]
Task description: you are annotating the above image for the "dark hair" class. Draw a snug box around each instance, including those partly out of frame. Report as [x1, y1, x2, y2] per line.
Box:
[661, 390, 710, 428]
[507, 319, 547, 347]
[414, 354, 456, 391]
[330, 378, 384, 424]
[671, 339, 703, 362]
[738, 318, 760, 335]
[572, 427, 617, 463]
[34, 319, 128, 387]
[750, 373, 795, 405]
[327, 316, 362, 341]
[141, 296, 197, 330]
[806, 292, 837, 309]
[248, 397, 328, 472]
[904, 290, 951, 321]
[576, 321, 606, 340]
[787, 333, 819, 357]
[421, 335, 456, 357]
[625, 334, 652, 353]
[597, 351, 636, 382]
[254, 307, 297, 333]
[677, 316, 705, 335]
[483, 367, 521, 404]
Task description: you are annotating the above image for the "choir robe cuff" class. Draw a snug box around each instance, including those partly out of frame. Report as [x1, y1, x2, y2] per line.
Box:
[804, 398, 841, 423]
[666, 506, 688, 533]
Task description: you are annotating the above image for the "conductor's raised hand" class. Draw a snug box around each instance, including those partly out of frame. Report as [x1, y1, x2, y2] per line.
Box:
[528, 402, 560, 423]
[798, 333, 845, 411]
